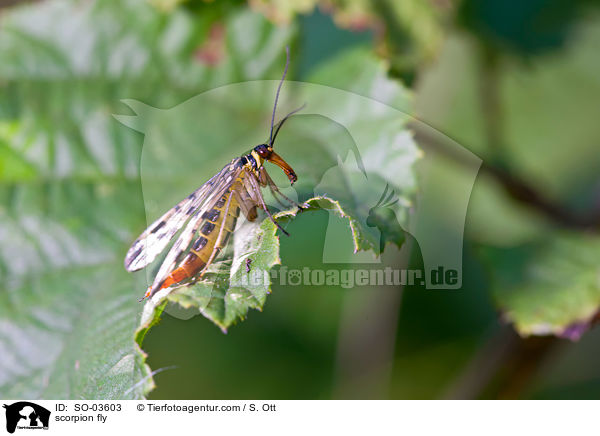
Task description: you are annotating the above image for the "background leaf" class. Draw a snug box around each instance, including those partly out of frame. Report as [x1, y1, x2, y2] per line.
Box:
[486, 234, 600, 340]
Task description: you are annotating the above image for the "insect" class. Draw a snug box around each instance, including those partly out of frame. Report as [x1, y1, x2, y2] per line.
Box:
[245, 258, 252, 273]
[124, 47, 305, 300]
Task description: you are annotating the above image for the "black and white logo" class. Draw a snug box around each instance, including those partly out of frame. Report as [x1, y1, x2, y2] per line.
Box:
[2, 402, 50, 434]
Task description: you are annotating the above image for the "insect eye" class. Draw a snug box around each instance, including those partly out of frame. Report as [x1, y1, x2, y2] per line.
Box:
[254, 144, 271, 158]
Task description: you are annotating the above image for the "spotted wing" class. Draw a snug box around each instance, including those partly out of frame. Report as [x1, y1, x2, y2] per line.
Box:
[124, 158, 241, 272]
[147, 161, 243, 295]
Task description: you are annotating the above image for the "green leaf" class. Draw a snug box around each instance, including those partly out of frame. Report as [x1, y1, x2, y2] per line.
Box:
[139, 194, 400, 332]
[0, 181, 152, 399]
[487, 233, 600, 340]
[143, 192, 407, 332]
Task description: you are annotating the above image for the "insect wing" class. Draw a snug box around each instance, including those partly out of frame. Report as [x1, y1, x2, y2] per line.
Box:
[124, 160, 237, 272]
[147, 161, 242, 294]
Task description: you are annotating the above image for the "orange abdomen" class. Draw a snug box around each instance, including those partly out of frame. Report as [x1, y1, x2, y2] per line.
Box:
[154, 191, 240, 294]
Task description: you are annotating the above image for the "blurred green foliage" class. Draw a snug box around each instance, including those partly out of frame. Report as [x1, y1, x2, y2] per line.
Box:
[1, 0, 600, 400]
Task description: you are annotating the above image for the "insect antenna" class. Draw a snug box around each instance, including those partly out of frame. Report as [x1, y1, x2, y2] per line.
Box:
[271, 103, 306, 146]
[266, 47, 306, 147]
[268, 46, 290, 147]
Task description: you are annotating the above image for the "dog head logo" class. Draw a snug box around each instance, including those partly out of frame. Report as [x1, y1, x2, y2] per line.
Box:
[3, 402, 50, 433]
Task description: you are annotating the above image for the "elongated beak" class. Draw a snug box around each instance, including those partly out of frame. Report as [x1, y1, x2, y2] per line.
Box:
[268, 151, 297, 184]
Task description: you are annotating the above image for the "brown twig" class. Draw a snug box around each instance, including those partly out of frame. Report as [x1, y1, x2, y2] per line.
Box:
[412, 125, 600, 230]
[414, 41, 600, 231]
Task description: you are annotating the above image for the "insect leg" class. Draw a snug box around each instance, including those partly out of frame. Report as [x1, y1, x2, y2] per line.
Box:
[234, 181, 258, 221]
[245, 170, 290, 236]
[259, 167, 307, 211]
[257, 168, 288, 209]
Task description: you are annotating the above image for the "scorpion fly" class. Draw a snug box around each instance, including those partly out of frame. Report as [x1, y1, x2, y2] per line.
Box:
[125, 47, 305, 300]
